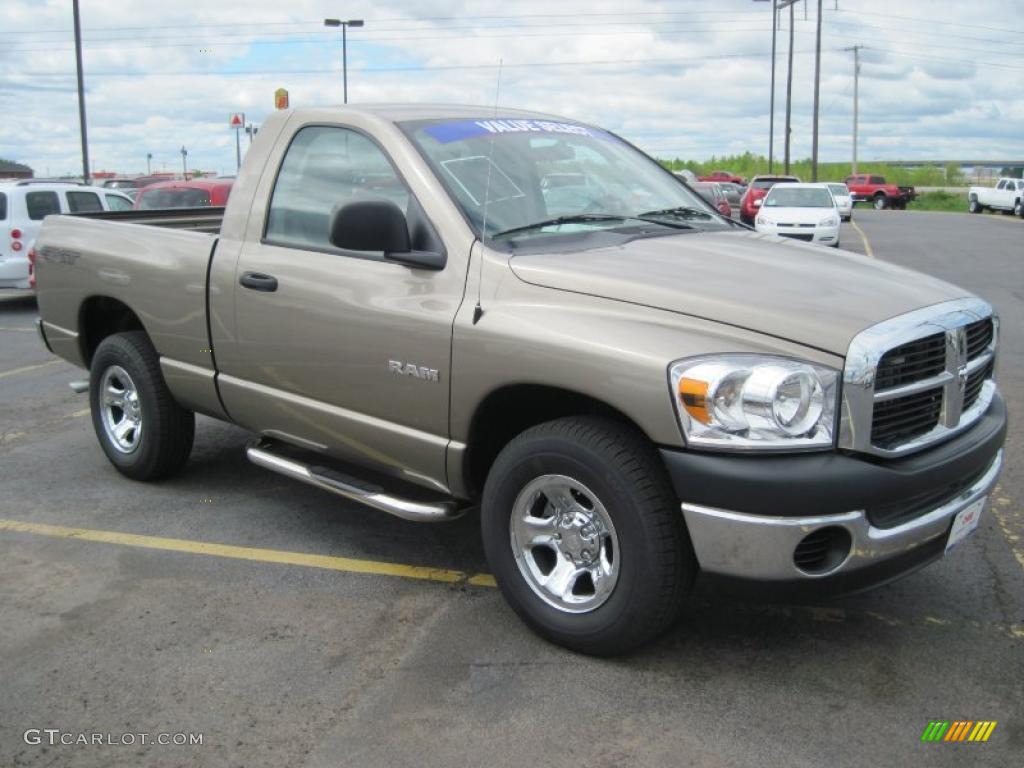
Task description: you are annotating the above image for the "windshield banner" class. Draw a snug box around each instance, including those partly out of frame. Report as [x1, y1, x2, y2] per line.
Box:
[424, 118, 616, 144]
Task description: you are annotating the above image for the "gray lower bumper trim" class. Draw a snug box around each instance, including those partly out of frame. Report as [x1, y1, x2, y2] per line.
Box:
[681, 450, 1003, 580]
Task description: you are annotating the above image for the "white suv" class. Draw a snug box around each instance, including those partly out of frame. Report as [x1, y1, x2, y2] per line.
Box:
[1, 181, 133, 288]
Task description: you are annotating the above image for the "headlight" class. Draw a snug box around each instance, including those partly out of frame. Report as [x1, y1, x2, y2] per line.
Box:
[819, 216, 839, 227]
[756, 216, 772, 226]
[669, 355, 838, 451]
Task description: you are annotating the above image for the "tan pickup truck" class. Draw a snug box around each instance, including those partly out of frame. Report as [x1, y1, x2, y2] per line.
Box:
[33, 106, 1006, 654]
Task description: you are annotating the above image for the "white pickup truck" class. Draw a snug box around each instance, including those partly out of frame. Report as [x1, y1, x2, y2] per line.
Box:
[968, 177, 1024, 216]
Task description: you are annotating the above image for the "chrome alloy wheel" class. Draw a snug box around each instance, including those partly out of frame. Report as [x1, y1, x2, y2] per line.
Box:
[509, 474, 620, 614]
[99, 365, 143, 454]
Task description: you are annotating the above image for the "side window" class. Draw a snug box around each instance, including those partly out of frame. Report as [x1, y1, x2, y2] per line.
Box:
[265, 126, 410, 255]
[66, 191, 103, 213]
[25, 191, 61, 220]
[0, 192, 6, 221]
[105, 194, 133, 211]
[869, 176, 885, 184]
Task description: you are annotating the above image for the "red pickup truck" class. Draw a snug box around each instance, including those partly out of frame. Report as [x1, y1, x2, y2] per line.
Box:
[698, 170, 745, 185]
[844, 174, 916, 210]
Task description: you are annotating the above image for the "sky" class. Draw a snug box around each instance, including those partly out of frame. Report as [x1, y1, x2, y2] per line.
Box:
[1, 0, 1022, 177]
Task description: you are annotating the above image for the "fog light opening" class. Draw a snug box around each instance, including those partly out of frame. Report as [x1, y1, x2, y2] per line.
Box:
[793, 526, 852, 575]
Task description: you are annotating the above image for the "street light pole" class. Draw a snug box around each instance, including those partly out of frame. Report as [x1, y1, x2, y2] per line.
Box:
[146, 153, 152, 175]
[784, 1, 795, 174]
[181, 146, 188, 180]
[72, 0, 90, 184]
[811, 0, 823, 181]
[324, 18, 364, 104]
[769, 1, 777, 173]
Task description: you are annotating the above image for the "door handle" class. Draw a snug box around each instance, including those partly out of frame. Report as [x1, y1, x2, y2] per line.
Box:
[239, 272, 278, 292]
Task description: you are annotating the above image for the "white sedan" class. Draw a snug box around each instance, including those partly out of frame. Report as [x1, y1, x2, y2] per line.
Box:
[754, 183, 841, 248]
[826, 182, 853, 221]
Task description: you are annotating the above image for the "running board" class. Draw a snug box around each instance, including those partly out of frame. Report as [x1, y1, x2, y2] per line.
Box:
[246, 439, 461, 522]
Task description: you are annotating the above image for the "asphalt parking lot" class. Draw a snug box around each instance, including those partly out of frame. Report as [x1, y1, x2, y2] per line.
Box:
[1, 209, 1021, 768]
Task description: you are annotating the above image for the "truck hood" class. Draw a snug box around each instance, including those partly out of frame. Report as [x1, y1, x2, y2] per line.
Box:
[508, 230, 970, 355]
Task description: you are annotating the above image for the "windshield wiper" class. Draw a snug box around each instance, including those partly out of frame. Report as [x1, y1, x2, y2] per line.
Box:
[492, 213, 691, 239]
[637, 206, 714, 221]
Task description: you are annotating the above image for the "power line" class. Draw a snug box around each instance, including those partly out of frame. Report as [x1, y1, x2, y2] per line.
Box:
[0, 25, 778, 52]
[0, 10, 768, 39]
[1, 49, 820, 79]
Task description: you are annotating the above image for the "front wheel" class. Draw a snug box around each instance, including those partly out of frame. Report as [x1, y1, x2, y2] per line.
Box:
[1014, 200, 1022, 217]
[968, 198, 982, 214]
[873, 195, 888, 210]
[481, 416, 693, 655]
[90, 332, 195, 480]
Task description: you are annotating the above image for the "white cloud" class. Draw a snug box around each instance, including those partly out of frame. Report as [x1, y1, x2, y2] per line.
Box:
[1, 0, 1022, 176]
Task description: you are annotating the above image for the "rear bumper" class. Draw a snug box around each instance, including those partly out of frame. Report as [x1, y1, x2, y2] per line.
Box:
[660, 393, 1007, 595]
[0, 254, 30, 288]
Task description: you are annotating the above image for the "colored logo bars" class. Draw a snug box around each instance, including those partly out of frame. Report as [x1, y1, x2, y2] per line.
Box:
[921, 721, 997, 742]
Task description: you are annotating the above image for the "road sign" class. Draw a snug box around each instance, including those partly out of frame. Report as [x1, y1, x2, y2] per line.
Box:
[229, 113, 245, 129]
[274, 88, 289, 110]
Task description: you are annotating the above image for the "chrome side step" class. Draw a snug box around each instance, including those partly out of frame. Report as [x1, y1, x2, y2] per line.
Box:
[246, 439, 462, 523]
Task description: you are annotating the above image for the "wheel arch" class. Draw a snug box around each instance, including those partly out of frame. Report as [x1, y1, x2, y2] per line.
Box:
[460, 383, 656, 499]
[78, 295, 149, 368]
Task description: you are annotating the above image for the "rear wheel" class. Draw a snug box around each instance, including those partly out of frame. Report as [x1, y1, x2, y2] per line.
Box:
[481, 416, 693, 656]
[90, 332, 194, 480]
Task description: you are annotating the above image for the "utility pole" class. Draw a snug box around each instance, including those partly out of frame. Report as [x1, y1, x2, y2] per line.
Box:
[844, 45, 862, 174]
[72, 0, 90, 184]
[784, 2, 795, 173]
[181, 146, 188, 180]
[811, 0, 823, 181]
[146, 153, 152, 175]
[769, 2, 777, 172]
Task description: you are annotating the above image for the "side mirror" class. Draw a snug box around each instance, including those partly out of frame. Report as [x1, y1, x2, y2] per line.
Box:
[753, 198, 763, 208]
[329, 199, 444, 270]
[330, 199, 411, 254]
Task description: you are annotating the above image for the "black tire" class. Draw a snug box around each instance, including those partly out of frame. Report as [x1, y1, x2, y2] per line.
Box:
[968, 197, 982, 214]
[481, 416, 693, 656]
[89, 331, 194, 480]
[873, 194, 888, 210]
[1014, 199, 1022, 217]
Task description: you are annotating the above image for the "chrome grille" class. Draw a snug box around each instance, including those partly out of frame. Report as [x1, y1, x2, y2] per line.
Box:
[875, 332, 946, 390]
[840, 299, 997, 458]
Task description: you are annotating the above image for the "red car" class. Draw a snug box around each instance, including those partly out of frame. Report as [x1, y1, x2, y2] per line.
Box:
[698, 170, 745, 185]
[690, 181, 732, 218]
[844, 174, 916, 210]
[133, 179, 234, 210]
[739, 174, 800, 225]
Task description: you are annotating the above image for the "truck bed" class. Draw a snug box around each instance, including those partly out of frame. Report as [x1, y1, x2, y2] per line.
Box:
[34, 213, 220, 381]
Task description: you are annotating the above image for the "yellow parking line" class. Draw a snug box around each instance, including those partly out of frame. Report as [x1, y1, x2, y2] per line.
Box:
[0, 518, 498, 588]
[0, 359, 62, 379]
[850, 219, 875, 258]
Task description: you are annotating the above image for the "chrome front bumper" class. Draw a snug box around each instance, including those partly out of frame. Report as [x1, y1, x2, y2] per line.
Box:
[681, 449, 1003, 581]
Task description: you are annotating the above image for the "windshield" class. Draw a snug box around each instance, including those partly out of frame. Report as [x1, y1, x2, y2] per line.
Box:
[764, 187, 834, 208]
[401, 117, 729, 245]
[827, 184, 848, 196]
